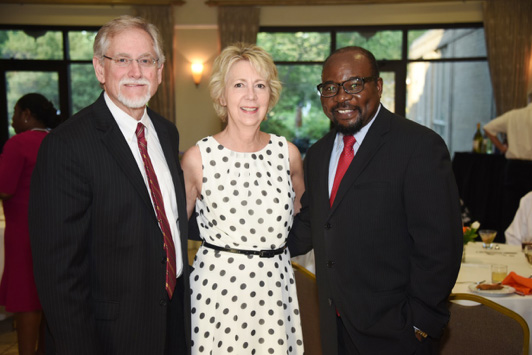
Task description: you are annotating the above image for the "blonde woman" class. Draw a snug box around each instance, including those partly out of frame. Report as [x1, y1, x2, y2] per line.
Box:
[182, 43, 305, 354]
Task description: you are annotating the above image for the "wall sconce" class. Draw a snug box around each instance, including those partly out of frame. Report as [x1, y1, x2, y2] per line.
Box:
[191, 63, 204, 87]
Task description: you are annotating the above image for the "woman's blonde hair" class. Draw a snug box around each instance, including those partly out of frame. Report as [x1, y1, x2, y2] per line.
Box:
[209, 43, 282, 121]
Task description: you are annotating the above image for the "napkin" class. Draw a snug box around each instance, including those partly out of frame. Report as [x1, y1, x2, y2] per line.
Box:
[502, 271, 532, 295]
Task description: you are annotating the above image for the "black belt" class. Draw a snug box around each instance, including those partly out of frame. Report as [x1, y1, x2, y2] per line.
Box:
[202, 241, 286, 258]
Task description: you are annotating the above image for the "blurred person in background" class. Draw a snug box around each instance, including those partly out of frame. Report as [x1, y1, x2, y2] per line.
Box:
[484, 92, 532, 240]
[0, 93, 60, 355]
[505, 191, 532, 246]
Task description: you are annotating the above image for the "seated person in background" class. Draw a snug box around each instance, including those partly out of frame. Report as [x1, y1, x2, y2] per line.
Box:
[505, 191, 532, 246]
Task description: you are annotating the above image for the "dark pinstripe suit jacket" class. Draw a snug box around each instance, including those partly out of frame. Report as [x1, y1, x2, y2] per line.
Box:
[29, 93, 191, 355]
[288, 106, 463, 355]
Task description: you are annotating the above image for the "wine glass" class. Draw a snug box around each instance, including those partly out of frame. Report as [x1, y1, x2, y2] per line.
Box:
[525, 245, 532, 267]
[478, 229, 497, 249]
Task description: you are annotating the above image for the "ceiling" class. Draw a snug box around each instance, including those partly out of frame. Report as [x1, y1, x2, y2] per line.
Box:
[2, 0, 470, 6]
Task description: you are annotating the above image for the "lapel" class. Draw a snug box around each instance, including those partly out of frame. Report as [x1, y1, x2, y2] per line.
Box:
[316, 130, 337, 206]
[329, 107, 392, 215]
[93, 93, 155, 216]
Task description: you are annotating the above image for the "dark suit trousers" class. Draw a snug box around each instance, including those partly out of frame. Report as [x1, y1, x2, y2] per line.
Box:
[336, 315, 439, 355]
[166, 276, 186, 355]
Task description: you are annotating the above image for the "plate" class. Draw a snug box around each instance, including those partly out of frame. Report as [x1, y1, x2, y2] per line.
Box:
[468, 284, 516, 297]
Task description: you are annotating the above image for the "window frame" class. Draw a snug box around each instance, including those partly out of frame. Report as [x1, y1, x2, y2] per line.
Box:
[0, 24, 99, 149]
[259, 22, 487, 119]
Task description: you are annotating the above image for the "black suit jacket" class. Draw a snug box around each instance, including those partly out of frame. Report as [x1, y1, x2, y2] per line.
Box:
[289, 106, 462, 354]
[29, 93, 191, 355]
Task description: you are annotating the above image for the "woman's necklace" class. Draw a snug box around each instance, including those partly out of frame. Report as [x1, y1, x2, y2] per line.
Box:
[30, 128, 49, 132]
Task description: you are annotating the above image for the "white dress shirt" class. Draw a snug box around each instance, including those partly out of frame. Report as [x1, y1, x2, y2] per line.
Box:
[483, 102, 532, 160]
[328, 104, 381, 196]
[506, 191, 532, 246]
[104, 93, 183, 278]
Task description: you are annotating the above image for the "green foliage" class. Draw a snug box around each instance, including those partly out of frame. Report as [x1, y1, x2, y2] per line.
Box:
[70, 64, 102, 115]
[68, 31, 97, 60]
[337, 30, 402, 60]
[0, 30, 62, 60]
[257, 33, 334, 149]
[258, 62, 330, 151]
[257, 32, 329, 62]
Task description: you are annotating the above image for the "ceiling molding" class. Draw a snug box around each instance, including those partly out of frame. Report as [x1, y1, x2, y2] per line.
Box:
[2, 0, 185, 5]
[205, 0, 465, 5]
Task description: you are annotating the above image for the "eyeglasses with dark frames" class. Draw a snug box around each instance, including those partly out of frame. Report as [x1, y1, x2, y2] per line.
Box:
[103, 55, 159, 68]
[317, 76, 377, 98]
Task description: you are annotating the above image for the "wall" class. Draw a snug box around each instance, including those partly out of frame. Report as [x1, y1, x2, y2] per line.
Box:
[0, 0, 483, 150]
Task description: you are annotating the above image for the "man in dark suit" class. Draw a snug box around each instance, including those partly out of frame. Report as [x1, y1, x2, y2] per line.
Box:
[288, 46, 463, 354]
[29, 16, 190, 354]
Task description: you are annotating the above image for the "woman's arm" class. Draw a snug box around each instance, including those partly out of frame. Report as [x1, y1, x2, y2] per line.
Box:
[287, 141, 304, 214]
[181, 145, 203, 220]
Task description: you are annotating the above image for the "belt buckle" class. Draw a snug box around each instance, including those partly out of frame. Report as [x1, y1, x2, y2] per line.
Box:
[259, 250, 275, 258]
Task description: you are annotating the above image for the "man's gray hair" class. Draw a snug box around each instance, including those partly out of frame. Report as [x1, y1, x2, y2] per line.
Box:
[93, 15, 165, 68]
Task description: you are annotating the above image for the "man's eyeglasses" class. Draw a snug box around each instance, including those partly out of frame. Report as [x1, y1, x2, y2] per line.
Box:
[103, 55, 159, 68]
[317, 76, 377, 98]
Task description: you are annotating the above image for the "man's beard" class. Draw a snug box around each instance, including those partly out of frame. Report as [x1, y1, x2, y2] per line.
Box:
[118, 78, 152, 109]
[331, 106, 364, 135]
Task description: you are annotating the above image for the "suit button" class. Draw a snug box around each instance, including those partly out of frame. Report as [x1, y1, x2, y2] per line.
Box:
[161, 256, 167, 264]
[326, 261, 335, 268]
[160, 299, 167, 307]
[325, 223, 332, 230]
[328, 298, 333, 306]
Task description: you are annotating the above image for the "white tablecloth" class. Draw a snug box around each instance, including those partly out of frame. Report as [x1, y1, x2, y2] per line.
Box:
[453, 242, 532, 354]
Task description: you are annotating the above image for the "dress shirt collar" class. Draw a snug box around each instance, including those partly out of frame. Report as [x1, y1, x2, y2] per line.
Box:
[333, 103, 381, 152]
[104, 92, 152, 142]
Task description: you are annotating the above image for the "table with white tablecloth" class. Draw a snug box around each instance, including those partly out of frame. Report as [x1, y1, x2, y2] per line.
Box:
[453, 242, 532, 354]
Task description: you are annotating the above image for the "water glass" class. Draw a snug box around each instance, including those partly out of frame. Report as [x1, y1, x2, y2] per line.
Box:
[491, 264, 507, 283]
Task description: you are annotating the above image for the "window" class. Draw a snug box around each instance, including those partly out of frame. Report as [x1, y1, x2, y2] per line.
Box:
[0, 25, 100, 148]
[257, 24, 495, 157]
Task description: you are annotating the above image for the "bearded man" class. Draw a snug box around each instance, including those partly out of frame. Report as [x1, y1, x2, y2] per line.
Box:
[288, 46, 463, 355]
[29, 16, 190, 355]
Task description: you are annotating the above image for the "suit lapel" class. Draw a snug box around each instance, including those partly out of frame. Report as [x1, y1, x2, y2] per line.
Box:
[93, 94, 155, 215]
[317, 131, 337, 205]
[329, 107, 392, 213]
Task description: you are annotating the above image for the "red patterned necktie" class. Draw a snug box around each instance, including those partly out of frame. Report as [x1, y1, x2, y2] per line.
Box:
[330, 135, 357, 207]
[136, 123, 177, 299]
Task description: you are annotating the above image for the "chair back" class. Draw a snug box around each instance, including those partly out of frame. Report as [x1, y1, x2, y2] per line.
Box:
[440, 293, 529, 355]
[292, 262, 322, 355]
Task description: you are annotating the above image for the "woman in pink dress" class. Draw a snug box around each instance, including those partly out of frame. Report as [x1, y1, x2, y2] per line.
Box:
[0, 93, 60, 355]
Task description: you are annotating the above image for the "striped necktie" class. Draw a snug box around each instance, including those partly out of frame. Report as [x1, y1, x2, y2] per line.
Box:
[136, 123, 177, 299]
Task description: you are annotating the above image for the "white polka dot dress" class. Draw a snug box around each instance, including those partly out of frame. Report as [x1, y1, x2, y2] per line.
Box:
[190, 135, 305, 355]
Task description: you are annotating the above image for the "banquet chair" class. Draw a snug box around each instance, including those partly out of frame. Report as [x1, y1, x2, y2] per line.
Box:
[440, 293, 529, 355]
[292, 262, 322, 355]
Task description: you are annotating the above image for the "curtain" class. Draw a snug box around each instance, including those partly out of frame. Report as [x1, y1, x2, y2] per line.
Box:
[134, 5, 176, 123]
[218, 6, 261, 49]
[483, 0, 532, 115]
